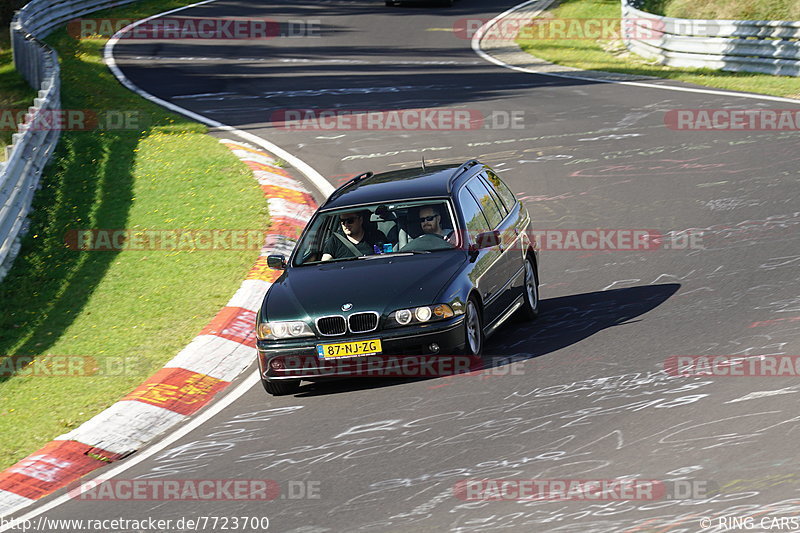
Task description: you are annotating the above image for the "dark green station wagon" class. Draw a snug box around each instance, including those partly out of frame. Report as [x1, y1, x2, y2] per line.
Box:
[256, 160, 539, 395]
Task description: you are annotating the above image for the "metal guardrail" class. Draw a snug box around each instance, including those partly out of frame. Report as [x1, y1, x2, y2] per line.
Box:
[622, 0, 800, 77]
[0, 0, 140, 281]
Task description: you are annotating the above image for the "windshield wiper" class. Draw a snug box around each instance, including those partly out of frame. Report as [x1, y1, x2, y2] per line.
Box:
[306, 251, 431, 265]
[358, 251, 431, 258]
[327, 256, 363, 263]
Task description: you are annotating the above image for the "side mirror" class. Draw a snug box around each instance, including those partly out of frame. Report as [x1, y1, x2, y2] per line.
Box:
[267, 254, 287, 270]
[475, 230, 500, 250]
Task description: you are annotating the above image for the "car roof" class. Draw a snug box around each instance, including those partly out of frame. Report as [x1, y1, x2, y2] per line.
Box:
[321, 162, 483, 210]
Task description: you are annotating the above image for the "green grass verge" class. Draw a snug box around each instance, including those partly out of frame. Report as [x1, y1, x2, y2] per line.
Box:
[517, 0, 800, 100]
[0, 32, 38, 161]
[0, 0, 268, 470]
[650, 0, 800, 20]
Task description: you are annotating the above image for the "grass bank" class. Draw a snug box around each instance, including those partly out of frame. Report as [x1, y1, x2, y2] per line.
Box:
[0, 0, 267, 470]
[644, 0, 800, 20]
[517, 0, 800, 100]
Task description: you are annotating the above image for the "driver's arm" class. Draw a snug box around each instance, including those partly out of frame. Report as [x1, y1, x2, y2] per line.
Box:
[320, 236, 336, 261]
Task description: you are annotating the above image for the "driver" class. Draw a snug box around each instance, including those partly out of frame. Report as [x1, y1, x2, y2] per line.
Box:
[321, 211, 386, 260]
[418, 206, 455, 243]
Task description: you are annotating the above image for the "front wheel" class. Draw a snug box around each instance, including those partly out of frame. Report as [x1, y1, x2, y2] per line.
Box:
[463, 297, 484, 356]
[261, 378, 300, 396]
[520, 257, 540, 320]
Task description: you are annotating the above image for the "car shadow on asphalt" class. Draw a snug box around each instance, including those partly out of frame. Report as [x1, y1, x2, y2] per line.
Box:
[292, 283, 680, 397]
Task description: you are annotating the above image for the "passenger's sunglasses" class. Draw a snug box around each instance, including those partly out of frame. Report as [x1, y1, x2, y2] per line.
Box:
[418, 214, 439, 222]
[339, 216, 358, 224]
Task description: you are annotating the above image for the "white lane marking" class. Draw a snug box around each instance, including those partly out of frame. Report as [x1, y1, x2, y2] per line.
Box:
[0, 372, 263, 527]
[169, 90, 237, 98]
[579, 133, 642, 141]
[726, 387, 800, 404]
[128, 56, 482, 66]
[104, 0, 334, 197]
[173, 82, 538, 101]
[472, 0, 800, 105]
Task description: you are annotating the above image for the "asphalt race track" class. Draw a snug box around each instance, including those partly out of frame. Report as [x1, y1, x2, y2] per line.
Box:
[13, 1, 800, 531]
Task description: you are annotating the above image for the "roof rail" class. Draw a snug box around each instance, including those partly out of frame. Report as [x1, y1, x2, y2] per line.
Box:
[447, 159, 481, 192]
[326, 171, 373, 203]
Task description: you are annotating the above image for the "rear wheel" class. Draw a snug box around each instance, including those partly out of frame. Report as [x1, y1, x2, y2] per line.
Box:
[464, 296, 484, 356]
[520, 257, 540, 320]
[261, 378, 300, 396]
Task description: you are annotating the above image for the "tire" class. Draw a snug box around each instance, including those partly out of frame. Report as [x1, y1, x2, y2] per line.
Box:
[520, 256, 540, 320]
[261, 378, 300, 396]
[463, 296, 484, 356]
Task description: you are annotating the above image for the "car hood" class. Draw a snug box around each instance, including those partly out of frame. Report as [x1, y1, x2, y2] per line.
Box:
[261, 251, 466, 321]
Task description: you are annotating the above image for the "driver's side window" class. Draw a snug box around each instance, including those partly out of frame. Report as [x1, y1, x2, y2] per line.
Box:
[297, 215, 335, 264]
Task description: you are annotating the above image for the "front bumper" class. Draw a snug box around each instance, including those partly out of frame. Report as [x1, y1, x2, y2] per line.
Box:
[257, 317, 467, 381]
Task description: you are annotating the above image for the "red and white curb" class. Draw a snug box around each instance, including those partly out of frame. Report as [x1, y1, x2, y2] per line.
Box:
[0, 139, 318, 515]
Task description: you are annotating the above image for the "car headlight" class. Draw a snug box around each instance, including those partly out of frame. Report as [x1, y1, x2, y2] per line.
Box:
[257, 320, 314, 340]
[388, 304, 457, 328]
[415, 306, 432, 322]
[395, 308, 413, 325]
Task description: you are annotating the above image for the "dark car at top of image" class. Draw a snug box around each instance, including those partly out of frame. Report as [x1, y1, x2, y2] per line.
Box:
[255, 159, 540, 395]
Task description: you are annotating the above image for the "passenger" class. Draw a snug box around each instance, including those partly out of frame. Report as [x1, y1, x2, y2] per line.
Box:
[321, 211, 387, 260]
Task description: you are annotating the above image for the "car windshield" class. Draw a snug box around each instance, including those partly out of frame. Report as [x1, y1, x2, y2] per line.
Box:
[293, 200, 460, 266]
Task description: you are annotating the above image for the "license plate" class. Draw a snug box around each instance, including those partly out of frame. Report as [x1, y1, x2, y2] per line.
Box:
[317, 339, 382, 359]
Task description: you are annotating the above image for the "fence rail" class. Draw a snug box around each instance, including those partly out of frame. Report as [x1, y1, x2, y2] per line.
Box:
[1, 0, 139, 281]
[622, 0, 800, 77]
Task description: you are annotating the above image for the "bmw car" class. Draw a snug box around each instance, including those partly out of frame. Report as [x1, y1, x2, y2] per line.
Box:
[256, 160, 539, 395]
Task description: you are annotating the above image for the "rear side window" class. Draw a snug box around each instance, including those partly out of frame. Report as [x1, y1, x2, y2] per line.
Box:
[478, 175, 508, 217]
[483, 170, 517, 212]
[466, 178, 504, 229]
[458, 187, 490, 235]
